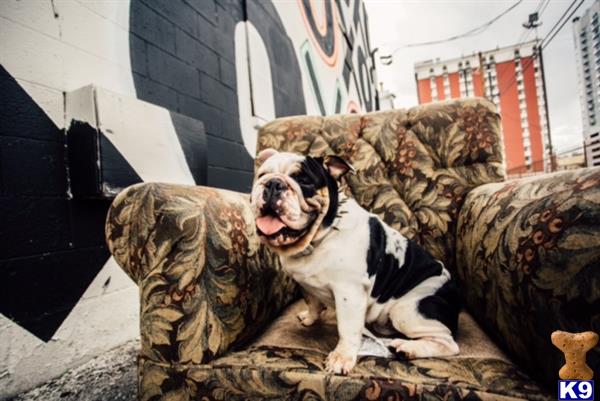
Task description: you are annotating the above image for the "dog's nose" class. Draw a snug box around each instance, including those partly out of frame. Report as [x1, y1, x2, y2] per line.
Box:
[263, 179, 287, 203]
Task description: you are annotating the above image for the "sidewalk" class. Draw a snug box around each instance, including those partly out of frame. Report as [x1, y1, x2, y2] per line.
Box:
[10, 340, 138, 401]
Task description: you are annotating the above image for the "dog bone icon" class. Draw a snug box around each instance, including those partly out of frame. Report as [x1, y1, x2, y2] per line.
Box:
[551, 330, 598, 380]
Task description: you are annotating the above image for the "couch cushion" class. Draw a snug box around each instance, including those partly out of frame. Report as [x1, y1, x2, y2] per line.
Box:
[167, 300, 549, 401]
[251, 300, 513, 361]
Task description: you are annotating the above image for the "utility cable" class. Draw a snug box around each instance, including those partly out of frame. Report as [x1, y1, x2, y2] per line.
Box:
[389, 0, 524, 52]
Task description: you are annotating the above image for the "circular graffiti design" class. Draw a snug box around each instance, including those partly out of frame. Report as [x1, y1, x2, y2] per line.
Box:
[298, 0, 339, 67]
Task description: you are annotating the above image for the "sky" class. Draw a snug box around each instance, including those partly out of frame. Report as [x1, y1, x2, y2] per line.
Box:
[364, 0, 594, 154]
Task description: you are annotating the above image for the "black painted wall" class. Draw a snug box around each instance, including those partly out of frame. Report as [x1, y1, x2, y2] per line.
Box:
[0, 67, 111, 341]
[129, 0, 307, 192]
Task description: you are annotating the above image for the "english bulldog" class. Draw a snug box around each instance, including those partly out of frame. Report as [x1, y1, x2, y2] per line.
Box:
[250, 149, 460, 375]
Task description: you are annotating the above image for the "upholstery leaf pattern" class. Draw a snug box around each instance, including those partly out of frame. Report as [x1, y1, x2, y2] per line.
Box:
[106, 183, 299, 365]
[456, 168, 600, 388]
[257, 99, 505, 272]
[136, 347, 551, 401]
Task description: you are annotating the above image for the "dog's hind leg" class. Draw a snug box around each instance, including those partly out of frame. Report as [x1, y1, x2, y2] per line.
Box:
[387, 296, 459, 359]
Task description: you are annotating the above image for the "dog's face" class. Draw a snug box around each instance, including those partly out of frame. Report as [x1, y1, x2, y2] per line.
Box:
[251, 149, 352, 254]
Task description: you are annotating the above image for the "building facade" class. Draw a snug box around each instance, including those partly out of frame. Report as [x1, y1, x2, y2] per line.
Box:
[414, 41, 552, 175]
[573, 0, 600, 167]
[0, 0, 376, 397]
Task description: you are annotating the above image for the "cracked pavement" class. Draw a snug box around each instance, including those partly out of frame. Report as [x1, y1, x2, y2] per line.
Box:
[9, 340, 138, 401]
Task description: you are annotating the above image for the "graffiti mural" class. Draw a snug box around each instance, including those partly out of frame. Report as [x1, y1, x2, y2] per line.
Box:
[0, 0, 375, 397]
[130, 0, 376, 186]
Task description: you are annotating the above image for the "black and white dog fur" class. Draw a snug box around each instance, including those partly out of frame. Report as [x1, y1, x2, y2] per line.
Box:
[251, 149, 460, 375]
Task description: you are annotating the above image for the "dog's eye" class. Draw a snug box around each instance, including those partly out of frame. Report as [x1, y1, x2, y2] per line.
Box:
[294, 175, 311, 186]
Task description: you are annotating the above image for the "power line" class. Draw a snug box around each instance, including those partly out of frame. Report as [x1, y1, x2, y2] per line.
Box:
[493, 0, 585, 124]
[389, 0, 524, 53]
[542, 0, 578, 41]
[495, 0, 546, 95]
[497, 0, 586, 97]
[538, 0, 551, 17]
[541, 0, 586, 49]
[516, 0, 550, 43]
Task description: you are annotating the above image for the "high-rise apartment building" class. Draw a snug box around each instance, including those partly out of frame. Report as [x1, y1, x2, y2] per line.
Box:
[573, 0, 600, 167]
[414, 41, 552, 175]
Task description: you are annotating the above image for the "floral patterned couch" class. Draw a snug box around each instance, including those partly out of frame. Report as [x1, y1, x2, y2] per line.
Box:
[106, 98, 600, 401]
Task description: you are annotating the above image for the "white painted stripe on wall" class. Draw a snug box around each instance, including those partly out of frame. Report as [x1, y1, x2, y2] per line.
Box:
[94, 87, 196, 185]
[235, 21, 275, 157]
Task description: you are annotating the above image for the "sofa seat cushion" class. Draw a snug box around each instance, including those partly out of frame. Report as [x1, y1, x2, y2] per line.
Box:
[250, 301, 512, 361]
[142, 301, 551, 400]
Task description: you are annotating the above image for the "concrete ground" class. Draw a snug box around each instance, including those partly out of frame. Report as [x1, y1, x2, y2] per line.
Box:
[10, 340, 138, 401]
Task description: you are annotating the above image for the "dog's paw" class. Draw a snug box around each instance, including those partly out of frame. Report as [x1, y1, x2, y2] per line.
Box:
[297, 310, 317, 326]
[325, 350, 356, 375]
[389, 338, 416, 359]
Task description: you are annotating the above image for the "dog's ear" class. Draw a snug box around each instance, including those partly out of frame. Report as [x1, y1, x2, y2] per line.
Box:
[323, 155, 355, 180]
[256, 148, 279, 164]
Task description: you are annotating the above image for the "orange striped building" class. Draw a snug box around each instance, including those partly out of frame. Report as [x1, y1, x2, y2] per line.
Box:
[414, 41, 551, 175]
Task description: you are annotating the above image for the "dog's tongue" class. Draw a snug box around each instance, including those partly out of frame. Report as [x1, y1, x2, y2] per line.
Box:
[256, 215, 286, 235]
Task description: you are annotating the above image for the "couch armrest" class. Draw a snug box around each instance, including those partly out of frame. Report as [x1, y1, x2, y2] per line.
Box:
[456, 168, 600, 387]
[105, 183, 298, 365]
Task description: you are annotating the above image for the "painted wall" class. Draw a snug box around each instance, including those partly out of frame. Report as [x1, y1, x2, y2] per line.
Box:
[0, 0, 376, 397]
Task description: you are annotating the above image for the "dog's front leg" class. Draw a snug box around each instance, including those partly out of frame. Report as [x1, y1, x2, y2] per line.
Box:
[297, 289, 324, 326]
[326, 284, 367, 375]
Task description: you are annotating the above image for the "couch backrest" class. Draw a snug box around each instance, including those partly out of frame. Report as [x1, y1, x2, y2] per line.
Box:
[256, 98, 505, 273]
